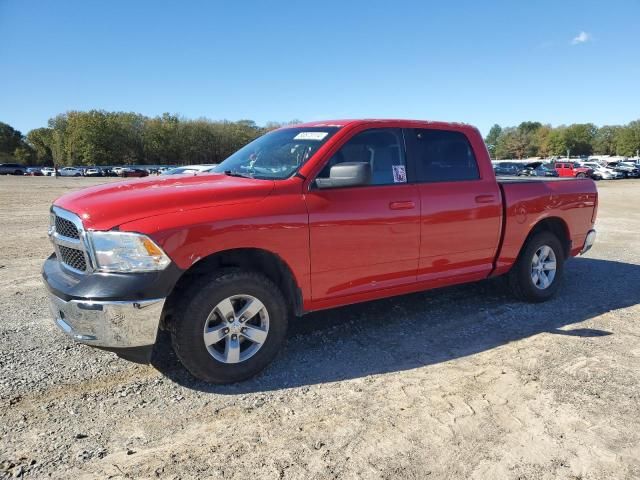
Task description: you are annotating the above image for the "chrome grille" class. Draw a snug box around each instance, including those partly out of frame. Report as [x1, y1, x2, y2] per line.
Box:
[54, 215, 80, 239]
[58, 245, 87, 271]
[50, 207, 91, 273]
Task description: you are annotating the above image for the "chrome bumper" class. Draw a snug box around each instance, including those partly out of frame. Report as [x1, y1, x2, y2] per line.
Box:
[47, 293, 165, 348]
[580, 229, 597, 255]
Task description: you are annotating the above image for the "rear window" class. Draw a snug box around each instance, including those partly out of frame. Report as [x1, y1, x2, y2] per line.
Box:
[409, 129, 480, 182]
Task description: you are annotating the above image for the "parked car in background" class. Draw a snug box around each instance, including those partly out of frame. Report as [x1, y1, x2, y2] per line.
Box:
[581, 162, 623, 180]
[122, 168, 149, 178]
[43, 118, 598, 384]
[112, 166, 127, 176]
[518, 162, 559, 177]
[607, 161, 640, 178]
[493, 161, 524, 176]
[0, 163, 27, 175]
[58, 167, 83, 177]
[161, 165, 213, 175]
[554, 162, 593, 179]
[84, 167, 103, 177]
[41, 167, 55, 176]
[24, 167, 44, 176]
[100, 168, 119, 177]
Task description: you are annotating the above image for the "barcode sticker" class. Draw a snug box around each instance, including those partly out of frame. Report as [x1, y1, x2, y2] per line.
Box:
[293, 132, 329, 141]
[392, 165, 407, 183]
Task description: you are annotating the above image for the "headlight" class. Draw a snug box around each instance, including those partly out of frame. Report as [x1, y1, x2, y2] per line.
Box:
[88, 231, 171, 272]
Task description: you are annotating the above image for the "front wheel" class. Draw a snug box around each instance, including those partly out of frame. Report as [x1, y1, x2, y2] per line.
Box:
[576, 173, 587, 178]
[508, 231, 565, 302]
[171, 269, 288, 383]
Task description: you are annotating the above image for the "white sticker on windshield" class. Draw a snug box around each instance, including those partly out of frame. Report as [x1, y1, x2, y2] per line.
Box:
[392, 165, 407, 183]
[294, 132, 329, 141]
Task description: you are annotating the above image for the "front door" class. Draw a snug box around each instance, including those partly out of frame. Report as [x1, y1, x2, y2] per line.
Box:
[305, 128, 420, 302]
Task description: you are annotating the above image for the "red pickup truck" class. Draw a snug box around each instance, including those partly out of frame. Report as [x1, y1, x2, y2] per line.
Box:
[43, 119, 598, 383]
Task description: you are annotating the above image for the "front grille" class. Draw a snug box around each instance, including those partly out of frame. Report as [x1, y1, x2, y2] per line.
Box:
[58, 245, 87, 272]
[55, 216, 80, 239]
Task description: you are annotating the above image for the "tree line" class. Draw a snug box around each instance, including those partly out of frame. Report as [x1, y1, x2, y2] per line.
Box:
[0, 111, 298, 167]
[485, 120, 640, 160]
[2, 112, 640, 166]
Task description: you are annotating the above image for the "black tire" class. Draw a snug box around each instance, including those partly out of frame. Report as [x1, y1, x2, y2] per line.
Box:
[170, 269, 288, 383]
[576, 173, 587, 178]
[508, 231, 565, 303]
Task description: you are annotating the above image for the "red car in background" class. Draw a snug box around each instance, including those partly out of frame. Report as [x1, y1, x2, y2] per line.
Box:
[121, 168, 149, 178]
[555, 162, 593, 178]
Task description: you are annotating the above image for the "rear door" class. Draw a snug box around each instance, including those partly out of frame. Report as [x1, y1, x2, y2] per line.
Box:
[404, 127, 502, 285]
[306, 127, 420, 302]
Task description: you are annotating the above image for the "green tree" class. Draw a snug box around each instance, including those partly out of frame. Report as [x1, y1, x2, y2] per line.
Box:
[547, 128, 567, 156]
[484, 124, 502, 158]
[13, 145, 35, 164]
[26, 128, 55, 165]
[563, 123, 597, 156]
[535, 125, 553, 158]
[593, 125, 622, 155]
[616, 121, 640, 157]
[0, 121, 23, 156]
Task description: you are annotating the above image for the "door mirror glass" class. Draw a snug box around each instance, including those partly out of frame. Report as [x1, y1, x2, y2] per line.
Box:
[315, 162, 371, 189]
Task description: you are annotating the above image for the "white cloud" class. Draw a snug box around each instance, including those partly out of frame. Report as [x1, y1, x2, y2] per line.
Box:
[571, 31, 591, 45]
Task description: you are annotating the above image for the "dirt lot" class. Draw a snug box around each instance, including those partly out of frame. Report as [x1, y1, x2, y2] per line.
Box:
[0, 176, 639, 479]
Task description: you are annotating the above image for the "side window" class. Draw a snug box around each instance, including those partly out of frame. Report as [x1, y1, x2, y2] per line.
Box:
[317, 128, 407, 186]
[409, 129, 480, 182]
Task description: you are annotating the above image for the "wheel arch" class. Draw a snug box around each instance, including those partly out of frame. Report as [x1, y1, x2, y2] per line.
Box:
[162, 248, 304, 329]
[523, 217, 571, 259]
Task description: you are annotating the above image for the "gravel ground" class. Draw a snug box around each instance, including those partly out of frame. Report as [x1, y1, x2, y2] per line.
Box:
[0, 176, 639, 479]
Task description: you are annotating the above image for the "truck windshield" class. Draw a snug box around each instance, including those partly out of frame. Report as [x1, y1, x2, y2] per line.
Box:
[211, 127, 340, 180]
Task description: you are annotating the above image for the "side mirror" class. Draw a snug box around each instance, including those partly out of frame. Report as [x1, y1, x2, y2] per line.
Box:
[315, 162, 371, 189]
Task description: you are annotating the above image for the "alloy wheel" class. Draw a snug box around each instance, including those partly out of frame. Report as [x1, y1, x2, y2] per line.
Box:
[202, 294, 269, 364]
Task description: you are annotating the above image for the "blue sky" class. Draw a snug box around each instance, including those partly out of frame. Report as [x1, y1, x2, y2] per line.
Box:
[1, 0, 639, 135]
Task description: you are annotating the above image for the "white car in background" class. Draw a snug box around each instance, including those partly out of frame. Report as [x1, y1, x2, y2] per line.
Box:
[581, 162, 624, 180]
[58, 167, 83, 177]
[161, 164, 217, 175]
[41, 167, 55, 176]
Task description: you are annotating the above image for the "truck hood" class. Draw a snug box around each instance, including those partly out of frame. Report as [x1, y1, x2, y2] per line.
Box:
[54, 173, 275, 230]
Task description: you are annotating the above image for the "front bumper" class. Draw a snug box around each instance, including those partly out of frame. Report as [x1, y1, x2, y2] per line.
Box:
[42, 252, 182, 362]
[47, 292, 165, 348]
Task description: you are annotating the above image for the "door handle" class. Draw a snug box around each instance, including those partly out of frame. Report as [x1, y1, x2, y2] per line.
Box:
[389, 201, 415, 210]
[475, 195, 496, 204]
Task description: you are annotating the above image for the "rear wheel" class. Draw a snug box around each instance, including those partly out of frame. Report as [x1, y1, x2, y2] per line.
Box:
[170, 269, 288, 383]
[508, 231, 565, 302]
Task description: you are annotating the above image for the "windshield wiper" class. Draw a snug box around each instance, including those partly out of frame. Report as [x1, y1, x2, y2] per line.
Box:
[223, 170, 254, 179]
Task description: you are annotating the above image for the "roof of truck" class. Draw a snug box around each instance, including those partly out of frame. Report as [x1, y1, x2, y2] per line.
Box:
[287, 119, 477, 131]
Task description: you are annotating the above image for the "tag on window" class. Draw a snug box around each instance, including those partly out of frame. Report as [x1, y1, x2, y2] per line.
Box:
[293, 132, 328, 141]
[392, 165, 407, 183]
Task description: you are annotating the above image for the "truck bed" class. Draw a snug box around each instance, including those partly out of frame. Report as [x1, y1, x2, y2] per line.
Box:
[492, 176, 598, 277]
